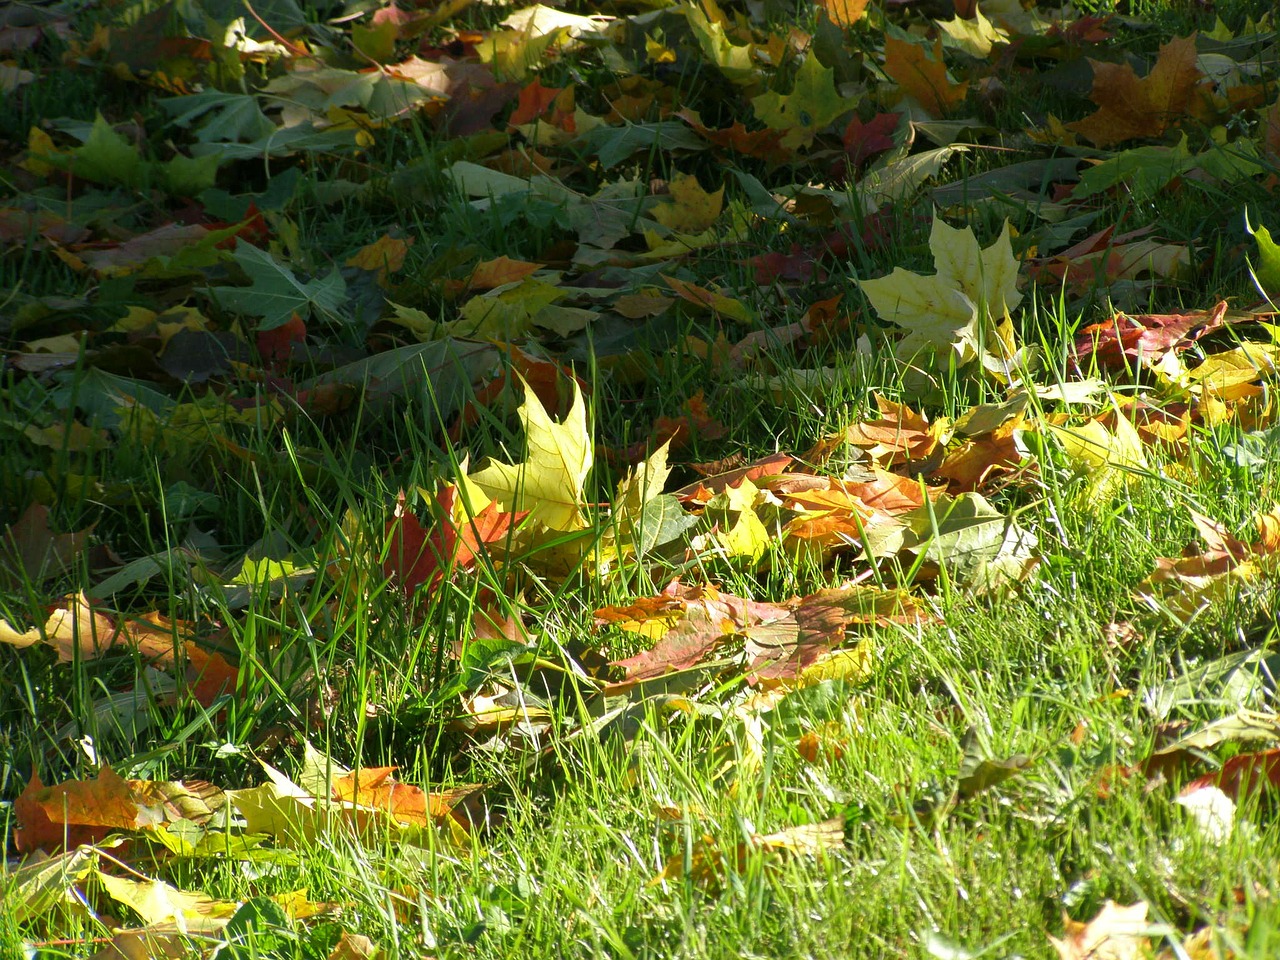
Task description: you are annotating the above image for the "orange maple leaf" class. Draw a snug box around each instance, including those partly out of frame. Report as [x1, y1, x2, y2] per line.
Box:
[883, 37, 968, 118]
[817, 0, 870, 28]
[1069, 36, 1204, 147]
[14, 768, 144, 853]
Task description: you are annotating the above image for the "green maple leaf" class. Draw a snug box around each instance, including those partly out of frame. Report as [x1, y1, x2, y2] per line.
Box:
[752, 54, 856, 149]
[900, 492, 1037, 595]
[211, 240, 347, 330]
[160, 92, 276, 144]
[1245, 211, 1280, 297]
[36, 114, 146, 188]
[859, 215, 1022, 366]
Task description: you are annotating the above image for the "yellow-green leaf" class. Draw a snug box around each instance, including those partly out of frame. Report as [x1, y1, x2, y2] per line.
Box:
[469, 377, 592, 531]
[859, 214, 1021, 367]
[1047, 414, 1148, 510]
[752, 54, 856, 149]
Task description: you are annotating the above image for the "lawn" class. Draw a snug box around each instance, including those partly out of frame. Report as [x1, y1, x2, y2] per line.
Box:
[3, 0, 1280, 956]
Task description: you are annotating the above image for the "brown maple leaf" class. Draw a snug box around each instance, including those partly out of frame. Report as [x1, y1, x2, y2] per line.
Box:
[0, 503, 92, 591]
[1069, 36, 1204, 147]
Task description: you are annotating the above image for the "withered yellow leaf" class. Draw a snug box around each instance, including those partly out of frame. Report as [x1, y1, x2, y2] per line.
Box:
[1046, 412, 1147, 510]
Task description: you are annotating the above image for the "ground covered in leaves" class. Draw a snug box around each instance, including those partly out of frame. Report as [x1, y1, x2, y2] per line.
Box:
[3, 0, 1280, 956]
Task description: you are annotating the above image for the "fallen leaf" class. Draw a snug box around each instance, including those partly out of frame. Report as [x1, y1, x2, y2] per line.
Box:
[1073, 301, 1227, 373]
[883, 37, 969, 117]
[14, 767, 146, 854]
[469, 376, 592, 532]
[1069, 36, 1204, 146]
[211, 239, 347, 331]
[807, 395, 947, 467]
[752, 53, 857, 149]
[383, 486, 525, 597]
[344, 234, 413, 284]
[1046, 410, 1148, 510]
[329, 932, 384, 960]
[859, 215, 1021, 368]
[1050, 901, 1151, 960]
[0, 503, 93, 591]
[654, 816, 844, 889]
[817, 0, 870, 28]
[899, 491, 1039, 593]
[652, 173, 724, 234]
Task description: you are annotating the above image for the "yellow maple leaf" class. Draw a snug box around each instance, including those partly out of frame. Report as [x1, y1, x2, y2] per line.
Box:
[859, 215, 1021, 367]
[938, 4, 1008, 57]
[652, 173, 724, 235]
[613, 439, 672, 525]
[705, 477, 772, 564]
[469, 377, 591, 532]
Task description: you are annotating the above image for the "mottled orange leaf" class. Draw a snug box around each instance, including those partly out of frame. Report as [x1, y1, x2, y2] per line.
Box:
[256, 313, 306, 367]
[344, 234, 413, 284]
[748, 585, 933, 684]
[508, 78, 562, 126]
[332, 767, 450, 827]
[935, 415, 1027, 492]
[807, 396, 944, 467]
[1068, 36, 1204, 146]
[673, 452, 793, 501]
[467, 256, 542, 291]
[600, 581, 931, 689]
[384, 487, 526, 598]
[797, 724, 846, 763]
[0, 591, 117, 660]
[1135, 504, 1280, 620]
[676, 108, 789, 162]
[839, 469, 934, 516]
[14, 767, 144, 853]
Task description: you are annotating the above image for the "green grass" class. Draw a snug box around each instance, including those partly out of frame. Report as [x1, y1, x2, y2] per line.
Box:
[4, 0, 1280, 955]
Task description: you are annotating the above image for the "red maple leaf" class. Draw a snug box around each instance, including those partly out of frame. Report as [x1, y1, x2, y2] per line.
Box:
[384, 487, 525, 597]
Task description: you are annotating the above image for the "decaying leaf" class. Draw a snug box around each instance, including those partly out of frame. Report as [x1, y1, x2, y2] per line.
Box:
[1046, 409, 1148, 510]
[1135, 503, 1280, 621]
[653, 816, 845, 889]
[0, 503, 93, 591]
